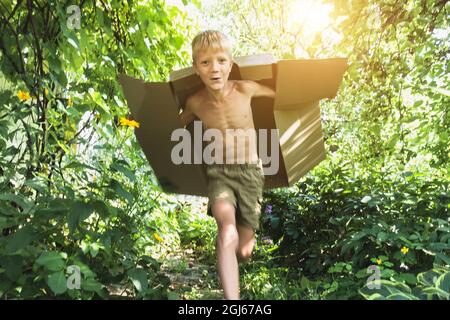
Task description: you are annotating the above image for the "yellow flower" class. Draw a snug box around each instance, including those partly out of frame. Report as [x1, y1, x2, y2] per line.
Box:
[68, 97, 73, 106]
[153, 232, 163, 242]
[376, 258, 382, 265]
[127, 119, 140, 128]
[119, 117, 140, 128]
[17, 90, 30, 101]
[119, 117, 129, 126]
[45, 88, 49, 96]
[401, 246, 409, 255]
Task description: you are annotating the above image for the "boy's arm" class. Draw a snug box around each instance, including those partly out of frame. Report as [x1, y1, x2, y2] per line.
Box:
[179, 97, 196, 127]
[243, 80, 276, 99]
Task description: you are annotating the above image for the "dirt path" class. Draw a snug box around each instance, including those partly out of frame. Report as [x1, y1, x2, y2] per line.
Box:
[161, 247, 223, 300]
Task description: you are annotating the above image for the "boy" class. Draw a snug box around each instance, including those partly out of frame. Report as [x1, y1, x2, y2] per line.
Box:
[179, 30, 275, 300]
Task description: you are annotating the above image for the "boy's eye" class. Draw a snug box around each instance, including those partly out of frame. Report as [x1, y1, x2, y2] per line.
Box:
[201, 61, 208, 65]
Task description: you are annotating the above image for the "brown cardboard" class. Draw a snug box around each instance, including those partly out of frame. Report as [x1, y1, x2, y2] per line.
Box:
[118, 54, 348, 196]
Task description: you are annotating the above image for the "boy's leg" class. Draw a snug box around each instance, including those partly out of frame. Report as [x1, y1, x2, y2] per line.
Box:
[211, 199, 240, 300]
[233, 162, 264, 262]
[236, 224, 256, 262]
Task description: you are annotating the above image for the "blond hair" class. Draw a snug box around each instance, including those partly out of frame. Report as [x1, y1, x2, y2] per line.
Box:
[191, 30, 232, 65]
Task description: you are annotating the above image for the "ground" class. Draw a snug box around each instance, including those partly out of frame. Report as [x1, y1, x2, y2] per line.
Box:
[161, 246, 223, 300]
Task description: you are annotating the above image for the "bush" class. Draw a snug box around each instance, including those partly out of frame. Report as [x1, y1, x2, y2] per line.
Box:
[360, 267, 450, 300]
[259, 160, 449, 299]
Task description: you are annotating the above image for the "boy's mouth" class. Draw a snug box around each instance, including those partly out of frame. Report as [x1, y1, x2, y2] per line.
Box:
[210, 77, 221, 81]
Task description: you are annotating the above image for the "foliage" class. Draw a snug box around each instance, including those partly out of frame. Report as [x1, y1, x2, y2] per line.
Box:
[360, 267, 450, 300]
[262, 161, 449, 270]
[0, 0, 193, 299]
[175, 199, 217, 261]
[259, 160, 448, 298]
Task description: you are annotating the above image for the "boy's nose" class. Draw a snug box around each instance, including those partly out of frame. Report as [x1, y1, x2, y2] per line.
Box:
[211, 61, 220, 70]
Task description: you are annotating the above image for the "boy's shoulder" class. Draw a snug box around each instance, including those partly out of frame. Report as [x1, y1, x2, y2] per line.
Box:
[235, 79, 255, 89]
[234, 79, 259, 95]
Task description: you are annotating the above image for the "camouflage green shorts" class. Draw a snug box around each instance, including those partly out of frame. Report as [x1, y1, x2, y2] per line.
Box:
[206, 159, 265, 231]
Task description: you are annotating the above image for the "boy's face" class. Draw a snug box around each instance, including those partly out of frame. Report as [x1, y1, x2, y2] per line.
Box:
[193, 48, 233, 91]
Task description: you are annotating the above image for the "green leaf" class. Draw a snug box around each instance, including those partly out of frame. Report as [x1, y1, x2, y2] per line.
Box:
[67, 38, 79, 50]
[377, 232, 388, 242]
[396, 273, 418, 285]
[0, 216, 18, 229]
[363, 279, 411, 298]
[89, 243, 100, 257]
[47, 53, 62, 74]
[413, 100, 423, 107]
[428, 86, 450, 97]
[398, 236, 414, 247]
[63, 161, 100, 173]
[0, 193, 33, 214]
[0, 90, 12, 106]
[428, 242, 450, 251]
[0, 255, 23, 281]
[435, 272, 450, 293]
[81, 277, 104, 295]
[34, 198, 70, 220]
[47, 271, 67, 295]
[417, 269, 442, 287]
[110, 161, 136, 182]
[435, 253, 450, 266]
[361, 196, 371, 204]
[128, 268, 148, 292]
[359, 291, 385, 300]
[87, 88, 108, 114]
[90, 199, 110, 219]
[69, 259, 95, 279]
[167, 291, 181, 300]
[62, 24, 80, 51]
[23, 177, 47, 195]
[386, 292, 417, 300]
[0, 278, 12, 298]
[110, 179, 133, 205]
[68, 201, 94, 234]
[421, 286, 449, 299]
[300, 276, 311, 289]
[36, 251, 66, 272]
[386, 133, 398, 149]
[5, 225, 37, 253]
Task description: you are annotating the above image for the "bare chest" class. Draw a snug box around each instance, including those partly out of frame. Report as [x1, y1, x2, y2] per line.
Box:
[194, 93, 254, 130]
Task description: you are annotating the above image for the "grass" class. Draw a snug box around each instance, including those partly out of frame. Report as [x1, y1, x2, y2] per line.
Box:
[159, 232, 329, 300]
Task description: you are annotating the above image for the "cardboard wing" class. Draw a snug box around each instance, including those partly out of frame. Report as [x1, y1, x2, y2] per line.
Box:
[117, 75, 208, 196]
[272, 58, 348, 184]
[118, 54, 348, 196]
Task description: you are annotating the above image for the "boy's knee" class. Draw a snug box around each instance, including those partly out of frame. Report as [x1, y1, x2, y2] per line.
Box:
[217, 225, 239, 247]
[237, 237, 256, 262]
[237, 247, 253, 262]
[212, 198, 235, 216]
